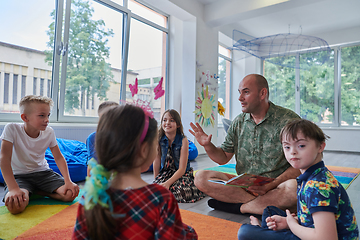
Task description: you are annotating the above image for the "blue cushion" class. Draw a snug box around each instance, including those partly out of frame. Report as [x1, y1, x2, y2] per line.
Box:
[0, 138, 88, 184]
[188, 139, 198, 161]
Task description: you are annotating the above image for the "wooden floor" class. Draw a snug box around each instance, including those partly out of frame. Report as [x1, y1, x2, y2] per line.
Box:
[1, 151, 359, 226]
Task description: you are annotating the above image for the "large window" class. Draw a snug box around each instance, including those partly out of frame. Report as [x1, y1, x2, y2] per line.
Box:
[0, 1, 54, 117]
[299, 50, 334, 124]
[264, 44, 360, 127]
[264, 57, 296, 111]
[127, 4, 168, 122]
[59, 0, 123, 118]
[0, 0, 168, 123]
[341, 45, 360, 126]
[218, 45, 231, 124]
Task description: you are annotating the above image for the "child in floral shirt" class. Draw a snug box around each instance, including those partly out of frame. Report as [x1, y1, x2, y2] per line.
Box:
[238, 119, 359, 240]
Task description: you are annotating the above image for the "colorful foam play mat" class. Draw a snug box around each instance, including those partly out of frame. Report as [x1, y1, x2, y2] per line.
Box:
[201, 163, 360, 190]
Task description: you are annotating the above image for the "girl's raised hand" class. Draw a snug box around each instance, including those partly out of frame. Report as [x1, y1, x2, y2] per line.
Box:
[266, 215, 289, 231]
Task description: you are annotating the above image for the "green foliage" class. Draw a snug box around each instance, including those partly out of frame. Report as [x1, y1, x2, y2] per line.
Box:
[46, 0, 114, 114]
[299, 51, 334, 123]
[341, 45, 360, 125]
[264, 46, 360, 125]
[265, 56, 296, 111]
[139, 78, 150, 85]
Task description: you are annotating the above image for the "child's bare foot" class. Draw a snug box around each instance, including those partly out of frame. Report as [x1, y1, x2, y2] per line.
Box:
[249, 215, 260, 226]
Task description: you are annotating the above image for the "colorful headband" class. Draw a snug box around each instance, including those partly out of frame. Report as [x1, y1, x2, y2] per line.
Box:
[139, 116, 149, 143]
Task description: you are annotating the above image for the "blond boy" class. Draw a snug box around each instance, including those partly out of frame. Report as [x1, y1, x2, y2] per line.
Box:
[0, 95, 79, 214]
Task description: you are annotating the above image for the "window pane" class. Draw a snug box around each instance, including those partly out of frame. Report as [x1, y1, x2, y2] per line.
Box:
[0, 0, 54, 114]
[127, 18, 167, 122]
[13, 74, 18, 104]
[264, 57, 296, 111]
[129, 0, 167, 28]
[219, 45, 231, 58]
[218, 56, 230, 124]
[111, 0, 123, 6]
[341, 45, 360, 126]
[62, 0, 123, 117]
[21, 76, 26, 98]
[33, 77, 37, 95]
[300, 50, 334, 124]
[4, 73, 9, 104]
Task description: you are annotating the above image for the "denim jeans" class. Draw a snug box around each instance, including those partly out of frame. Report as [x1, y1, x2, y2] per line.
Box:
[238, 206, 301, 240]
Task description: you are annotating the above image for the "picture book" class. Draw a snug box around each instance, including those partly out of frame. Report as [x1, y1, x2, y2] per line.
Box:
[208, 173, 275, 188]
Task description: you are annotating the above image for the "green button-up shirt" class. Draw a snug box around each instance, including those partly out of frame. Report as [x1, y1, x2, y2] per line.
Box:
[221, 102, 300, 178]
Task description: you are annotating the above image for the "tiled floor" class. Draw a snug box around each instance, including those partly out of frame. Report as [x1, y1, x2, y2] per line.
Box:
[1, 151, 359, 226]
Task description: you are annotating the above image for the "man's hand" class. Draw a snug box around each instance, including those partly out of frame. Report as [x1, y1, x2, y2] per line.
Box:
[247, 183, 274, 196]
[189, 122, 212, 147]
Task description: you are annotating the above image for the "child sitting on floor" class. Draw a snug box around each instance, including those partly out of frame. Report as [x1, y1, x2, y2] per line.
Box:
[72, 104, 197, 240]
[86, 101, 119, 161]
[238, 119, 359, 240]
[86, 101, 118, 176]
[153, 109, 206, 203]
[0, 95, 79, 214]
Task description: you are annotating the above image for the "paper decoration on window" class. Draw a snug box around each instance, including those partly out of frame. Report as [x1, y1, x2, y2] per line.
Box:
[230, 30, 331, 69]
[154, 77, 165, 100]
[194, 84, 216, 127]
[129, 78, 138, 97]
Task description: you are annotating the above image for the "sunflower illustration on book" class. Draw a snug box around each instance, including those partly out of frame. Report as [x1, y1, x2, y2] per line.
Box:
[194, 84, 216, 127]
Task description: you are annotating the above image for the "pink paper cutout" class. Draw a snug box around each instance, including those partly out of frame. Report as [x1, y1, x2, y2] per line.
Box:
[154, 77, 165, 100]
[129, 78, 138, 97]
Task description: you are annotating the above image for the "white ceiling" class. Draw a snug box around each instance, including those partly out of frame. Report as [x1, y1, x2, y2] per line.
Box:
[195, 0, 360, 41]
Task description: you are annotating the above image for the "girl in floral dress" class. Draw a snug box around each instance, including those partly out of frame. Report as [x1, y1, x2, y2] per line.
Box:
[153, 109, 206, 203]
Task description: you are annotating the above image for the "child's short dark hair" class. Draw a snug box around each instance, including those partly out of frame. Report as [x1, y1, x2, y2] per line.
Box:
[280, 119, 329, 145]
[97, 101, 119, 116]
[19, 95, 54, 114]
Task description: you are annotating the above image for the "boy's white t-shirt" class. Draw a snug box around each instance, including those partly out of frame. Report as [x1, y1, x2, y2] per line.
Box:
[0, 123, 57, 175]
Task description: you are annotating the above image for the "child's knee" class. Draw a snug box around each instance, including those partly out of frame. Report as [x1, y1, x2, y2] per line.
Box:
[5, 197, 29, 215]
[62, 189, 76, 202]
[238, 224, 255, 240]
[55, 187, 76, 202]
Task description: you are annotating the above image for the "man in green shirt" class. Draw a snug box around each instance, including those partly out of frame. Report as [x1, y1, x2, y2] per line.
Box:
[190, 74, 301, 215]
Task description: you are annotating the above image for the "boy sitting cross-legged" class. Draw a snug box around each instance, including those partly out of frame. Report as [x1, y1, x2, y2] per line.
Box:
[0, 95, 80, 214]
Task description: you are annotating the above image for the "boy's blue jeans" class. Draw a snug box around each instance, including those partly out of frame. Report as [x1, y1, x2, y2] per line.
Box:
[238, 206, 301, 240]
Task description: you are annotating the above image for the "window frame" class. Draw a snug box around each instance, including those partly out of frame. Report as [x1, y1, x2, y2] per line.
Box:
[218, 43, 232, 125]
[0, 0, 169, 124]
[262, 41, 360, 128]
